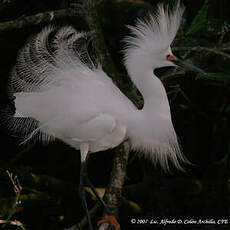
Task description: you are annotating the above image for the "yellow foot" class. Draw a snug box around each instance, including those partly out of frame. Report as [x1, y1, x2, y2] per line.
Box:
[97, 215, 120, 230]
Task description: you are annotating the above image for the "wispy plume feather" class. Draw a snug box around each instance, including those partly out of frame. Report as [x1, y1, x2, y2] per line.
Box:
[123, 1, 184, 63]
[5, 25, 97, 146]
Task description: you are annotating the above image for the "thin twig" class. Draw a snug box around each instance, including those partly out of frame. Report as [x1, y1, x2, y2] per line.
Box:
[1, 170, 24, 229]
[173, 46, 230, 60]
[218, 32, 225, 46]
[219, 42, 230, 51]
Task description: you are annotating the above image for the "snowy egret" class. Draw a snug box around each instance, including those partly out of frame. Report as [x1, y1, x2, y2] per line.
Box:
[5, 2, 204, 230]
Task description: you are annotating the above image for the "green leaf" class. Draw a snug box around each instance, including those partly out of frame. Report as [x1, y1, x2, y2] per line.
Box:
[186, 0, 209, 36]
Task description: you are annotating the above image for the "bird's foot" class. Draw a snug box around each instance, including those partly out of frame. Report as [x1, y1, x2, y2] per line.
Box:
[97, 215, 120, 230]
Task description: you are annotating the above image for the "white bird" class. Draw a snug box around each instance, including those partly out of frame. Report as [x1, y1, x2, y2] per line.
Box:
[5, 2, 204, 230]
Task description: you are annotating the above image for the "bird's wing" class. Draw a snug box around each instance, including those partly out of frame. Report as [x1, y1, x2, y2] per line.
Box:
[49, 113, 117, 142]
[6, 25, 135, 145]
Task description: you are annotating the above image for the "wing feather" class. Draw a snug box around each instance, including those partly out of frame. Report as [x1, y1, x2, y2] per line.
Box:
[5, 25, 133, 146]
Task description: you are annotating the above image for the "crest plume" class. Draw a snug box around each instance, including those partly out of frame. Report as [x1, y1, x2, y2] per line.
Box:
[123, 1, 184, 66]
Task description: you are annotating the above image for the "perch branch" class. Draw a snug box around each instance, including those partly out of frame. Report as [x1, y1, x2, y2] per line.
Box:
[98, 141, 130, 230]
[66, 191, 139, 230]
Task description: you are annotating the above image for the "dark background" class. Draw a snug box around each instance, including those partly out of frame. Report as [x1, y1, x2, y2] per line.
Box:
[0, 0, 230, 229]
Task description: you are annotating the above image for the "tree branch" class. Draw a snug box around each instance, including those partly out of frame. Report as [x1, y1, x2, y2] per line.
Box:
[0, 8, 76, 33]
[0, 219, 26, 230]
[98, 141, 130, 230]
[81, 0, 120, 84]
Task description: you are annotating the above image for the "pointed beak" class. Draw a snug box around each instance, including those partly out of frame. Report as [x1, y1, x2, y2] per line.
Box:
[167, 55, 206, 74]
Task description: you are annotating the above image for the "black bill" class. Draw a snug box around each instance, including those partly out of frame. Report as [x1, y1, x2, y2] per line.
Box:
[172, 59, 206, 74]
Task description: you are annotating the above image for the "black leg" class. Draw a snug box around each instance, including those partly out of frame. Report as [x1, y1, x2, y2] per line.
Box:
[79, 160, 93, 230]
[80, 152, 120, 230]
[84, 176, 112, 215]
[82, 153, 112, 215]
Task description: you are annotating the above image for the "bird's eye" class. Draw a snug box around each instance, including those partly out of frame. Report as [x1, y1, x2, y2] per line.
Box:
[166, 54, 171, 60]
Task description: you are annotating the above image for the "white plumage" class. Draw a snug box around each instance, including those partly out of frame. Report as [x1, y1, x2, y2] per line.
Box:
[7, 3, 188, 171]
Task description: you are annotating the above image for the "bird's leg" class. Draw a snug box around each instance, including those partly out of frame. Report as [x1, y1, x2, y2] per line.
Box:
[80, 150, 112, 213]
[79, 143, 93, 230]
[84, 173, 121, 230]
[84, 176, 111, 214]
[80, 144, 120, 230]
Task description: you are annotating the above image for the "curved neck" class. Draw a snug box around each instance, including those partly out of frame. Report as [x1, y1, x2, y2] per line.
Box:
[125, 52, 171, 116]
[129, 68, 168, 113]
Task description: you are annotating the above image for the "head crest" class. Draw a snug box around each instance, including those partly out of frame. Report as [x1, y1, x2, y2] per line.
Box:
[124, 2, 184, 59]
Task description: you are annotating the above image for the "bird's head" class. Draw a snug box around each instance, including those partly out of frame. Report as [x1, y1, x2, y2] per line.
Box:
[162, 46, 205, 74]
[154, 45, 177, 69]
[124, 2, 205, 74]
